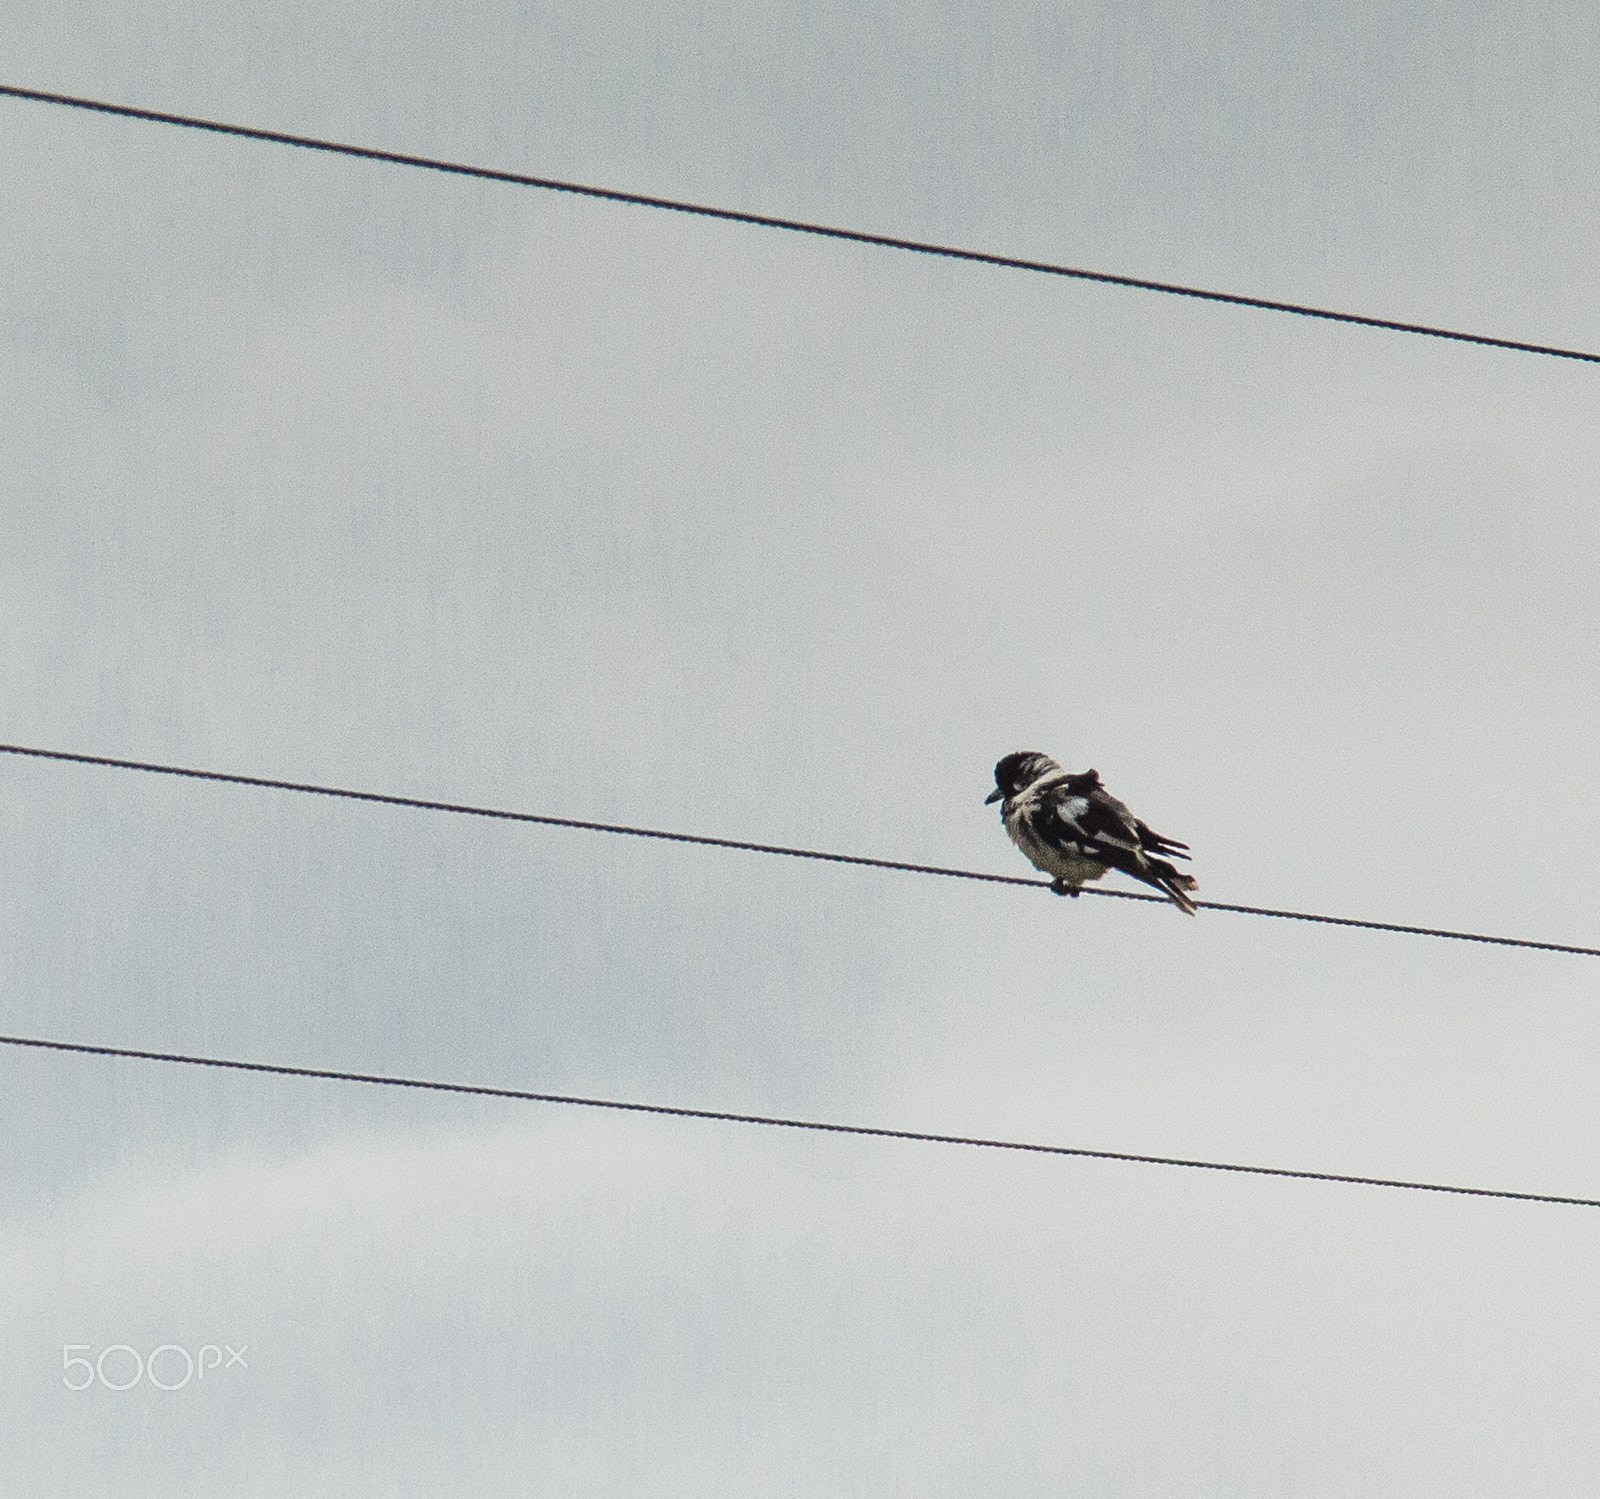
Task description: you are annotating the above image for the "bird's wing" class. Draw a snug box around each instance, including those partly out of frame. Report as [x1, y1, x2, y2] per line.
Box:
[1061, 771, 1191, 861]
[1039, 781, 1143, 856]
[1081, 786, 1146, 852]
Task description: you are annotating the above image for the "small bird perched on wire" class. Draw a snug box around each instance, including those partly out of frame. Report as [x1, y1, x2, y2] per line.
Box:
[986, 751, 1199, 914]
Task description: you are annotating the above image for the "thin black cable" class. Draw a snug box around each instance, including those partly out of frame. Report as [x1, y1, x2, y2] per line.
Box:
[2, 1032, 1594, 1208]
[3, 82, 1597, 366]
[4, 741, 1597, 957]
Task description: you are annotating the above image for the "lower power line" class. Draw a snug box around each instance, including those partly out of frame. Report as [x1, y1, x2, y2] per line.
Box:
[2, 1032, 1595, 1209]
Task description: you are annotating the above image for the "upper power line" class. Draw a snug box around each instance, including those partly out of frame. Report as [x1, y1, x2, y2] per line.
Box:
[4, 82, 1598, 366]
[4, 741, 1596, 958]
[3, 1031, 1595, 1210]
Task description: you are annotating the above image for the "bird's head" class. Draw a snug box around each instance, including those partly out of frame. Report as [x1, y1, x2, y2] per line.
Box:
[986, 751, 1063, 804]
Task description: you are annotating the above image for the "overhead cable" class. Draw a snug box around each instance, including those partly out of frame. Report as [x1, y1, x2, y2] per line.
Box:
[4, 741, 1595, 957]
[2, 82, 1597, 366]
[3, 1032, 1594, 1208]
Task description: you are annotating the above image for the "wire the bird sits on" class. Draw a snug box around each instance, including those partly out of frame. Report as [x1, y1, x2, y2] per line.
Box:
[2, 1032, 1596, 1209]
[2, 741, 1597, 956]
[2, 82, 1598, 366]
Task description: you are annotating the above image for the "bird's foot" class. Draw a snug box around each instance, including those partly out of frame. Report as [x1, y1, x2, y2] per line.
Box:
[1050, 879, 1081, 898]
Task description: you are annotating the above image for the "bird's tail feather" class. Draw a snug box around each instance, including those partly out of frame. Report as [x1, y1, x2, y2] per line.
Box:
[1114, 851, 1199, 914]
[1156, 868, 1199, 916]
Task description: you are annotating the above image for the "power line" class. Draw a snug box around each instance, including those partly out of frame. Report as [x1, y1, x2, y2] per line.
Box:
[3, 82, 1597, 367]
[4, 741, 1596, 957]
[3, 1031, 1594, 1209]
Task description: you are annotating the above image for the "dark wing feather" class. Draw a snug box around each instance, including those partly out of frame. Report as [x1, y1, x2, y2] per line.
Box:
[1070, 772, 1191, 861]
[1030, 769, 1198, 913]
[1079, 785, 1146, 853]
[1037, 781, 1141, 856]
[1134, 817, 1191, 861]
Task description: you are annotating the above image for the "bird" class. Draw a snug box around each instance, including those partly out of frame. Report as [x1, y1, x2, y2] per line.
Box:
[986, 751, 1199, 914]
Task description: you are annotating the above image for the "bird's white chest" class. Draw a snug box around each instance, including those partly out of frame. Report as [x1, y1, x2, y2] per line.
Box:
[1004, 802, 1108, 882]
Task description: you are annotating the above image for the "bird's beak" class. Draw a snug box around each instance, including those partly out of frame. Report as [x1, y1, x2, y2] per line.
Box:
[984, 787, 1004, 805]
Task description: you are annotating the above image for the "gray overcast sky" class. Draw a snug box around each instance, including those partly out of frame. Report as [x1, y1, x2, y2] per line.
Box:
[3, 3, 1599, 1493]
